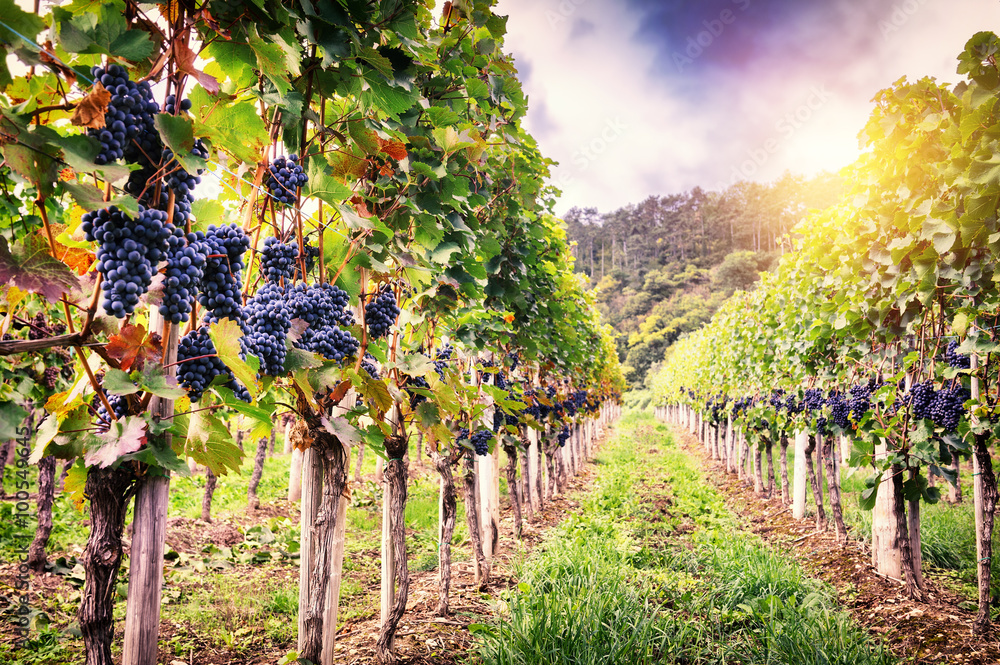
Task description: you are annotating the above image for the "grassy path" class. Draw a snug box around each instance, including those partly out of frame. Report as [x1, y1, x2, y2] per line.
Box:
[473, 411, 893, 665]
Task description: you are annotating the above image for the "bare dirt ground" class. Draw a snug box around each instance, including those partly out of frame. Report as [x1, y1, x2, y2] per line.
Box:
[670, 424, 1000, 665]
[0, 439, 605, 665]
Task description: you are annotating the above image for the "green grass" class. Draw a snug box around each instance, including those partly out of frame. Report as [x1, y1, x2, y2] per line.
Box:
[474, 411, 892, 665]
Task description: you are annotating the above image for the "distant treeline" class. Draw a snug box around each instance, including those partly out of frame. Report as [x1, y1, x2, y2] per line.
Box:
[564, 173, 843, 384]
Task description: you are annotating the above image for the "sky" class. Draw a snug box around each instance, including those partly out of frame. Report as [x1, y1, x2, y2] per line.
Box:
[492, 0, 1000, 215]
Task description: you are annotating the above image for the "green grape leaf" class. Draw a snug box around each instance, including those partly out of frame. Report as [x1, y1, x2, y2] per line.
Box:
[304, 157, 354, 205]
[2, 139, 60, 198]
[63, 459, 88, 510]
[102, 368, 139, 396]
[321, 415, 362, 446]
[182, 410, 244, 476]
[52, 6, 154, 60]
[0, 400, 29, 441]
[0, 0, 45, 47]
[62, 181, 140, 218]
[208, 318, 260, 400]
[247, 27, 299, 95]
[138, 366, 186, 400]
[283, 347, 323, 373]
[154, 114, 208, 175]
[53, 134, 134, 184]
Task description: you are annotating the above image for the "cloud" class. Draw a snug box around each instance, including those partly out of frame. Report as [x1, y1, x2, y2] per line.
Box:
[494, 0, 1000, 215]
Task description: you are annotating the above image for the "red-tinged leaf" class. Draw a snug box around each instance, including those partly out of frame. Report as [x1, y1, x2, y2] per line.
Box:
[330, 379, 352, 404]
[287, 318, 309, 343]
[379, 138, 407, 161]
[0, 235, 80, 303]
[34, 224, 93, 276]
[85, 415, 147, 468]
[70, 82, 110, 129]
[105, 323, 162, 371]
[194, 8, 230, 38]
[350, 195, 373, 218]
[174, 32, 220, 94]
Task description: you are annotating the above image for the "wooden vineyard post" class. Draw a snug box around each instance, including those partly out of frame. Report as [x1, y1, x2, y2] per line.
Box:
[476, 407, 499, 562]
[779, 434, 790, 505]
[726, 415, 735, 473]
[490, 434, 501, 546]
[380, 451, 395, 652]
[970, 353, 997, 634]
[123, 315, 177, 665]
[298, 446, 323, 650]
[574, 424, 582, 467]
[283, 417, 293, 455]
[737, 429, 745, 481]
[792, 430, 808, 519]
[288, 446, 304, 502]
[528, 427, 541, 511]
[871, 439, 902, 580]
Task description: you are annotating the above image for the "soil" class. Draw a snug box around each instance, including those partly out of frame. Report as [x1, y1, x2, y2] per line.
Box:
[0, 440, 603, 665]
[7, 421, 1000, 664]
[671, 424, 1000, 665]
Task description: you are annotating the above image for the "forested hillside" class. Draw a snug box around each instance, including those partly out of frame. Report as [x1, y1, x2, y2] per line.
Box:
[564, 173, 844, 384]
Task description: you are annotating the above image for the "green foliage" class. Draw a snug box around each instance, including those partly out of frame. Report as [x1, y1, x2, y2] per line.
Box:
[566, 176, 840, 385]
[652, 33, 1000, 500]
